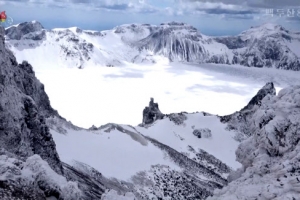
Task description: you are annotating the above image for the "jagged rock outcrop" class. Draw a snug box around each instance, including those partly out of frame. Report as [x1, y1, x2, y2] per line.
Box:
[0, 26, 63, 174]
[220, 82, 277, 140]
[240, 82, 276, 111]
[142, 98, 164, 125]
[208, 85, 300, 200]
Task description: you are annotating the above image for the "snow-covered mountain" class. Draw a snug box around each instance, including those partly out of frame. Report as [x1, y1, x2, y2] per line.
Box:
[208, 85, 300, 200]
[1, 23, 236, 199]
[4, 21, 300, 70]
[215, 23, 300, 70]
[1, 21, 300, 199]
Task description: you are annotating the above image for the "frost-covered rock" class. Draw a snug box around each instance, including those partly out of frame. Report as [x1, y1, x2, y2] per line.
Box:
[167, 112, 188, 125]
[0, 26, 63, 175]
[0, 153, 82, 200]
[142, 98, 164, 125]
[208, 85, 300, 200]
[193, 128, 212, 138]
[221, 82, 277, 140]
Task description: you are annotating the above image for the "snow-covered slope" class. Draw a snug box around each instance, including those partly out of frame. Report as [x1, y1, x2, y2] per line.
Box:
[136, 112, 241, 170]
[5, 21, 300, 70]
[51, 109, 240, 199]
[46, 91, 270, 200]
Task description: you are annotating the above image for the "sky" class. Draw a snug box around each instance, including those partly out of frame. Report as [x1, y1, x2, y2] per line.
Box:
[0, 0, 299, 35]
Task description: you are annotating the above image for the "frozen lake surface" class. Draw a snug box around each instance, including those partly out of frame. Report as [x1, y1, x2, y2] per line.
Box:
[35, 63, 300, 128]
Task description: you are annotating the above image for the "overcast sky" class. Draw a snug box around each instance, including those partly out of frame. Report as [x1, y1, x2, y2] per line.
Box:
[0, 0, 299, 35]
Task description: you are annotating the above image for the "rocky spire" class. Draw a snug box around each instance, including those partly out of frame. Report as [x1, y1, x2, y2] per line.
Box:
[142, 98, 164, 125]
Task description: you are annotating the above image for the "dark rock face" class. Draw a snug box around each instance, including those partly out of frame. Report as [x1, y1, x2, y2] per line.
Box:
[0, 26, 63, 175]
[142, 98, 164, 125]
[214, 36, 248, 49]
[5, 21, 45, 40]
[136, 22, 210, 63]
[220, 82, 276, 139]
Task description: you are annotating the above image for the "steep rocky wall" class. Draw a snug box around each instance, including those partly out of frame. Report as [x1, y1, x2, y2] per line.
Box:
[0, 26, 63, 175]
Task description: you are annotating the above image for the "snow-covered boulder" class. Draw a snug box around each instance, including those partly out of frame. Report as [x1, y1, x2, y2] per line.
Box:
[193, 128, 212, 139]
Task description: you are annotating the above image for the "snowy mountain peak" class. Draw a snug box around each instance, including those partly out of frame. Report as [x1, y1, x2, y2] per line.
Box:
[240, 23, 289, 40]
[4, 21, 300, 70]
[5, 20, 45, 40]
[68, 26, 83, 34]
[252, 23, 285, 31]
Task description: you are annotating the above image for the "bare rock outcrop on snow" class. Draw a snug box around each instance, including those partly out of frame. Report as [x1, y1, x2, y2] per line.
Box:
[142, 98, 164, 125]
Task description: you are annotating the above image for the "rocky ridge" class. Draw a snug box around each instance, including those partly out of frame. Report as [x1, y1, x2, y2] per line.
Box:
[5, 21, 300, 70]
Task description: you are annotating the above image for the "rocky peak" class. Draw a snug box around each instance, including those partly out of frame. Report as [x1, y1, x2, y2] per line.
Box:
[5, 20, 45, 40]
[142, 98, 164, 125]
[220, 82, 277, 139]
[241, 82, 276, 111]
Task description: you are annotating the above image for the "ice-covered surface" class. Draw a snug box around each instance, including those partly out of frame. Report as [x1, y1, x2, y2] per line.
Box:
[208, 85, 300, 200]
[31, 61, 300, 129]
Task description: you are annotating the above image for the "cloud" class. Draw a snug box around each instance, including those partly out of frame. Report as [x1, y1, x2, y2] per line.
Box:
[1, 0, 299, 25]
[188, 0, 300, 8]
[0, 0, 159, 12]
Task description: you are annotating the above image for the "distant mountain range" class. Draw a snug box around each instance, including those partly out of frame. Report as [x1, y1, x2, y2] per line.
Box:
[4, 21, 300, 70]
